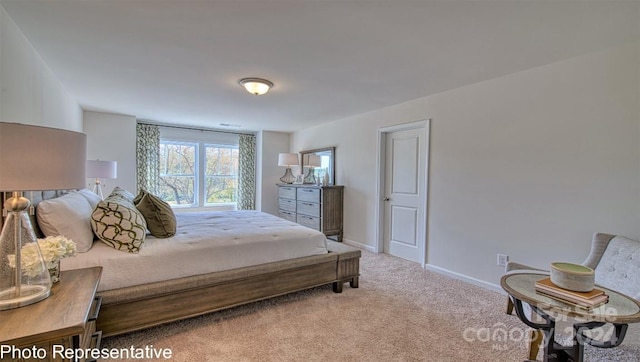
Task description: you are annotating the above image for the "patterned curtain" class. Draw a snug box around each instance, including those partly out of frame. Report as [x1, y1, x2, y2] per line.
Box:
[136, 123, 160, 194]
[237, 134, 256, 210]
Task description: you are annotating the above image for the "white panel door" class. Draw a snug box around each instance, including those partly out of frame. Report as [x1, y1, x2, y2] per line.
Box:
[383, 127, 426, 263]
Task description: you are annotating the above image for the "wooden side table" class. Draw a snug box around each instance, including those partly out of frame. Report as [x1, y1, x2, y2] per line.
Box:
[0, 267, 102, 362]
[501, 272, 640, 362]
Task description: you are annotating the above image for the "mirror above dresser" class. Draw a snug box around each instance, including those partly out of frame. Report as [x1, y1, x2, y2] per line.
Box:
[300, 147, 335, 185]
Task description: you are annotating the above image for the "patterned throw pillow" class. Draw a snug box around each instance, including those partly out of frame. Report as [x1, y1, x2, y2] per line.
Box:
[109, 186, 136, 203]
[133, 190, 177, 238]
[91, 190, 147, 253]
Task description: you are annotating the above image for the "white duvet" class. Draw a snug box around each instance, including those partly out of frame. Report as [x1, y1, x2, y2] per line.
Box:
[61, 210, 328, 292]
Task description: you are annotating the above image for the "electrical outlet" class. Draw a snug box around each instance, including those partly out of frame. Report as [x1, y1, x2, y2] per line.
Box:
[497, 254, 509, 267]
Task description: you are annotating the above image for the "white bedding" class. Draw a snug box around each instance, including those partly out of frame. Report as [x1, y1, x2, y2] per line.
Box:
[61, 210, 328, 292]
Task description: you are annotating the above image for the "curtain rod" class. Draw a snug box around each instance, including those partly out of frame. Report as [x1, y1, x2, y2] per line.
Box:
[137, 121, 256, 136]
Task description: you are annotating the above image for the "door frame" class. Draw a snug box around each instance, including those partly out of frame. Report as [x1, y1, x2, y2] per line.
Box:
[375, 119, 430, 266]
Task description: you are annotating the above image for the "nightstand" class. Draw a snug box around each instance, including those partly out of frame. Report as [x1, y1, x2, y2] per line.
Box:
[0, 267, 102, 362]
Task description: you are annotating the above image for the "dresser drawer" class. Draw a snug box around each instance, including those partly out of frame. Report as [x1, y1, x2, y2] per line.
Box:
[279, 210, 296, 222]
[297, 187, 320, 202]
[297, 201, 320, 217]
[278, 198, 296, 212]
[278, 186, 296, 200]
[297, 214, 320, 230]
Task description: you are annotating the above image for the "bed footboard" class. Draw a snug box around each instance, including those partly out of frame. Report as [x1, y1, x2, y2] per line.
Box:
[97, 243, 361, 337]
[327, 241, 361, 293]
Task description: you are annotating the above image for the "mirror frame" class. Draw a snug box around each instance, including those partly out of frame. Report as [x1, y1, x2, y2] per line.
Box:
[300, 147, 335, 185]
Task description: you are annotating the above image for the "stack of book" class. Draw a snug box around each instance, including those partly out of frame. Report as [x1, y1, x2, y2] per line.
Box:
[534, 277, 609, 310]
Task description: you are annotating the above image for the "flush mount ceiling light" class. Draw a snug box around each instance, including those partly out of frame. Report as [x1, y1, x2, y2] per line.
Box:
[239, 78, 274, 96]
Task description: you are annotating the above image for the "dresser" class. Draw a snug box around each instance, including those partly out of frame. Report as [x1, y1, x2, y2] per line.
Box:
[278, 184, 344, 241]
[0, 267, 102, 362]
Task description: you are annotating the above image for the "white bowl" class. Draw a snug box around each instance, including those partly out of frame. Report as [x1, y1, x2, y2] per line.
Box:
[550, 262, 595, 292]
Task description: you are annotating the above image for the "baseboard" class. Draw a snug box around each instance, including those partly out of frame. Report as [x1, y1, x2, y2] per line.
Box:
[425, 264, 505, 294]
[337, 243, 505, 294]
[341, 238, 376, 252]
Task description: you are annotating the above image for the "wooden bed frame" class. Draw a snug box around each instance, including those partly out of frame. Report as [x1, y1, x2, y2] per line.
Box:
[1, 191, 361, 337]
[97, 241, 360, 336]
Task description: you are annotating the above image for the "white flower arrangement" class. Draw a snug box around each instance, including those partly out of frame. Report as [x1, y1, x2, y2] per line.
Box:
[7, 236, 77, 278]
[38, 235, 77, 268]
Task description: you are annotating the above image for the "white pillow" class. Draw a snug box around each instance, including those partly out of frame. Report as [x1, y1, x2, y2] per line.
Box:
[36, 192, 95, 253]
[75, 188, 102, 209]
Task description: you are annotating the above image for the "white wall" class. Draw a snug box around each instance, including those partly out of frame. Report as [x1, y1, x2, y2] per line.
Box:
[292, 41, 640, 289]
[257, 131, 291, 215]
[83, 111, 137, 194]
[0, 6, 81, 131]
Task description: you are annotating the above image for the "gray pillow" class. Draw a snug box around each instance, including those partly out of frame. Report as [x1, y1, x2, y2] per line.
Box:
[76, 188, 102, 209]
[134, 190, 177, 238]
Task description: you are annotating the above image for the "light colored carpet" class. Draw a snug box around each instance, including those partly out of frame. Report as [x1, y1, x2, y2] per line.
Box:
[102, 250, 640, 361]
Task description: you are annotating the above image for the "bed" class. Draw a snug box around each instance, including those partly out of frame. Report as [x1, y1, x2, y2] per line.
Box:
[1, 189, 360, 337]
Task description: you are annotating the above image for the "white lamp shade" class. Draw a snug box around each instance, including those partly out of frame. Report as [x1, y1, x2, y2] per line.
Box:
[278, 153, 299, 167]
[306, 154, 322, 167]
[0, 122, 87, 191]
[86, 160, 118, 179]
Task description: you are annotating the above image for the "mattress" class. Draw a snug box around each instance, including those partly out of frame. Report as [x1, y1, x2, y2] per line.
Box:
[61, 210, 328, 292]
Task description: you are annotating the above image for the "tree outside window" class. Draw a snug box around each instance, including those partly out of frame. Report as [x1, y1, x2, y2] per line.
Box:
[159, 140, 239, 207]
[159, 141, 196, 206]
[205, 145, 239, 205]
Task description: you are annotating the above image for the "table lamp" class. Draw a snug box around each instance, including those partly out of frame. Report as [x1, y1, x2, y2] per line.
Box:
[0, 122, 86, 310]
[86, 160, 118, 199]
[278, 153, 299, 184]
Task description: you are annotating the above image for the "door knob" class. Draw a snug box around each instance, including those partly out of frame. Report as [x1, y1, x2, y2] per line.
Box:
[383, 197, 390, 201]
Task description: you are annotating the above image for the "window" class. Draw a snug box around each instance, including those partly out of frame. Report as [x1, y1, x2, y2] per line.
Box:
[204, 145, 239, 205]
[159, 141, 196, 206]
[159, 138, 239, 209]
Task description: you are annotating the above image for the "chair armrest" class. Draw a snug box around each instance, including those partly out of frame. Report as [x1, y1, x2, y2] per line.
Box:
[582, 232, 616, 270]
[504, 261, 547, 274]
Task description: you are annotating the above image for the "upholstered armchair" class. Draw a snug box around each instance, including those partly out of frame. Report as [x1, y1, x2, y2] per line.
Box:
[505, 232, 640, 360]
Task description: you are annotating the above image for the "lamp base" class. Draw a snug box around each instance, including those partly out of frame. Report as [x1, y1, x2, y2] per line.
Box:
[92, 179, 104, 199]
[0, 194, 53, 310]
[279, 168, 296, 184]
[303, 167, 316, 184]
[0, 285, 51, 310]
